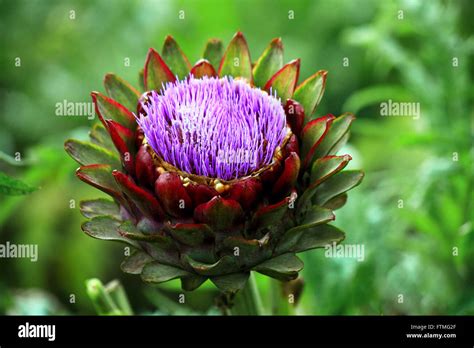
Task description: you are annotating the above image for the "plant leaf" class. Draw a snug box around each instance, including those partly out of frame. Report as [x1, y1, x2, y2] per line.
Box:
[190, 59, 217, 78]
[264, 59, 300, 103]
[91, 91, 136, 130]
[144, 48, 176, 91]
[254, 253, 303, 281]
[203, 38, 224, 71]
[89, 123, 115, 150]
[300, 115, 334, 168]
[64, 139, 121, 168]
[76, 164, 122, 199]
[184, 255, 238, 276]
[181, 275, 208, 291]
[293, 224, 345, 253]
[314, 170, 364, 205]
[162, 35, 192, 79]
[121, 250, 153, 274]
[81, 216, 139, 247]
[282, 206, 335, 251]
[314, 113, 355, 158]
[211, 272, 250, 293]
[79, 198, 121, 219]
[293, 70, 327, 122]
[104, 73, 140, 112]
[0, 172, 36, 196]
[253, 37, 283, 88]
[218, 32, 252, 82]
[141, 261, 190, 284]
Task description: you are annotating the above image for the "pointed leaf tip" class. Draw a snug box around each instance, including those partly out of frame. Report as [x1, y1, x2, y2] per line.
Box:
[264, 59, 300, 103]
[218, 32, 252, 82]
[253, 37, 284, 88]
[162, 35, 191, 79]
[144, 48, 176, 92]
[91, 91, 136, 130]
[103, 73, 140, 112]
[190, 59, 217, 78]
[294, 70, 328, 122]
[64, 139, 120, 168]
[203, 38, 224, 71]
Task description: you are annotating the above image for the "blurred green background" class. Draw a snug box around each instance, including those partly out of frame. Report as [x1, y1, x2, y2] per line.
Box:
[0, 0, 473, 315]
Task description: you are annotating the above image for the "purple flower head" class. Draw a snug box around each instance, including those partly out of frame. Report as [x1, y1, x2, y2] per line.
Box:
[136, 76, 288, 181]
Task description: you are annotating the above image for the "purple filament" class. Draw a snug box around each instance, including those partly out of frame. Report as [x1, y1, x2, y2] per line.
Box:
[136, 76, 287, 180]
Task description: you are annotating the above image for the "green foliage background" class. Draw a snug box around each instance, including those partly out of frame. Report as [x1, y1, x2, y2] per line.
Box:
[0, 0, 472, 315]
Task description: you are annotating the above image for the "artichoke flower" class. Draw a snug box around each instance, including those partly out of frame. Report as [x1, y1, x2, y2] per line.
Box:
[65, 32, 364, 293]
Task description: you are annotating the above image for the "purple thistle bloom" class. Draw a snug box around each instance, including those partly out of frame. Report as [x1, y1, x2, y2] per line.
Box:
[136, 76, 288, 181]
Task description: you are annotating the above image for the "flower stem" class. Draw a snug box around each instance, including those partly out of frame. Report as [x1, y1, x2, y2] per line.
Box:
[231, 272, 265, 315]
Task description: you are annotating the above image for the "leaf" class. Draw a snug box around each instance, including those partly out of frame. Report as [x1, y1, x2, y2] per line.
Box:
[113, 170, 165, 219]
[280, 206, 335, 252]
[162, 35, 192, 79]
[314, 113, 355, 158]
[252, 37, 284, 88]
[104, 119, 135, 175]
[64, 139, 121, 168]
[310, 155, 352, 185]
[190, 59, 217, 78]
[276, 224, 345, 254]
[165, 223, 214, 247]
[292, 224, 345, 253]
[184, 255, 238, 276]
[118, 221, 169, 243]
[211, 272, 250, 293]
[293, 70, 327, 121]
[272, 153, 300, 198]
[0, 171, 36, 196]
[221, 235, 272, 267]
[194, 196, 243, 231]
[218, 32, 252, 82]
[79, 198, 121, 219]
[313, 170, 364, 205]
[141, 262, 190, 284]
[121, 250, 153, 274]
[181, 275, 208, 291]
[203, 38, 224, 71]
[264, 59, 300, 103]
[300, 115, 334, 168]
[89, 123, 115, 150]
[76, 164, 121, 199]
[254, 253, 303, 281]
[138, 68, 145, 92]
[144, 48, 176, 91]
[250, 193, 294, 230]
[322, 193, 348, 210]
[81, 216, 139, 247]
[91, 91, 136, 130]
[104, 73, 140, 112]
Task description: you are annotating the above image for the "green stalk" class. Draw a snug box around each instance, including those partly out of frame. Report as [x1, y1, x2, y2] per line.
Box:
[105, 280, 133, 315]
[231, 272, 265, 315]
[86, 278, 123, 315]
